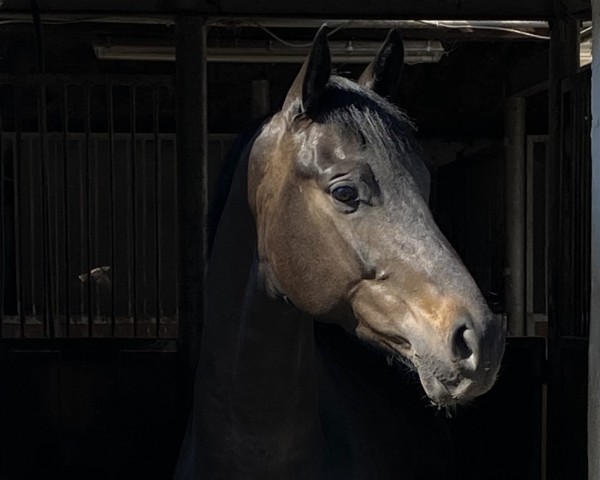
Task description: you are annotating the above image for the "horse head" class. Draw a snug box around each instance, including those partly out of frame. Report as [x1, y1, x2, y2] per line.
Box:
[247, 27, 505, 407]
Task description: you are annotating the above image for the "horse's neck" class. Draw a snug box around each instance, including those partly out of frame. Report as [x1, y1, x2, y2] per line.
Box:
[194, 155, 322, 478]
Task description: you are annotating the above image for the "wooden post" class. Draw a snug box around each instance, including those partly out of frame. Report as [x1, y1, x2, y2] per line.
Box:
[176, 16, 208, 391]
[589, 0, 600, 477]
[546, 15, 579, 480]
[547, 18, 579, 337]
[504, 96, 526, 337]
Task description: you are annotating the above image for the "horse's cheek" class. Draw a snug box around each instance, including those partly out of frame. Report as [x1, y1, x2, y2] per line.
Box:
[277, 206, 352, 316]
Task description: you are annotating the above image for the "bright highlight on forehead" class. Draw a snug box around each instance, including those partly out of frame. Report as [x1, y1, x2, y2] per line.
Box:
[334, 145, 346, 160]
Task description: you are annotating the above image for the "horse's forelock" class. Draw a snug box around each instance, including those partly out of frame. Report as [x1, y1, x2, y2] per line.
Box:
[305, 76, 430, 197]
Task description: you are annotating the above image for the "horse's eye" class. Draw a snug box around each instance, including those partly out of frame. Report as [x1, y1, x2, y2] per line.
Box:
[331, 185, 358, 204]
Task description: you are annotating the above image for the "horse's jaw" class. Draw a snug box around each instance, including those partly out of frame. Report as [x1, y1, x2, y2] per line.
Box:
[350, 279, 506, 407]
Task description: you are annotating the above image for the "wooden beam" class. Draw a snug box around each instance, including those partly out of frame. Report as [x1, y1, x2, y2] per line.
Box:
[0, 0, 592, 20]
[546, 15, 581, 480]
[176, 16, 208, 390]
[589, 0, 600, 478]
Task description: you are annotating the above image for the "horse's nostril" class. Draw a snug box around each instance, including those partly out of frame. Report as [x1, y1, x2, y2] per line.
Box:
[451, 324, 473, 361]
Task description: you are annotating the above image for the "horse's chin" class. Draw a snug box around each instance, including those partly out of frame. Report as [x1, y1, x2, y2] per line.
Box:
[363, 333, 499, 407]
[416, 370, 489, 407]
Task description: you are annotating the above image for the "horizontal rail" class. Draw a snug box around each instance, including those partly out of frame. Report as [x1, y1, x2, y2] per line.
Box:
[0, 74, 174, 86]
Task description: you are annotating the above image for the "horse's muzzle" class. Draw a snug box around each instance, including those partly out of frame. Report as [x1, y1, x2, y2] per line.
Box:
[414, 316, 506, 406]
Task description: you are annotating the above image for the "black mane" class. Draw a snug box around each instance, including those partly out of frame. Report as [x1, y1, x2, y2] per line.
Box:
[312, 76, 415, 138]
[309, 76, 430, 199]
[209, 76, 430, 255]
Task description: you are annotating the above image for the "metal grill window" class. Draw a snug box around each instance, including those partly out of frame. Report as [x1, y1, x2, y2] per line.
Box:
[0, 76, 177, 338]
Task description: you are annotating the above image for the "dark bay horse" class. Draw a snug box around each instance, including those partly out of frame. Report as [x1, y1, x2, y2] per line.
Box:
[175, 28, 505, 480]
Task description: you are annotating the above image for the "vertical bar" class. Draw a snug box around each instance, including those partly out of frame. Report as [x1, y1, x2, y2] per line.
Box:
[93, 136, 100, 320]
[576, 77, 589, 337]
[573, 85, 582, 333]
[38, 81, 55, 337]
[142, 140, 148, 323]
[526, 137, 534, 336]
[173, 123, 179, 336]
[568, 87, 576, 328]
[0, 91, 4, 337]
[504, 96, 526, 337]
[28, 137, 37, 322]
[153, 85, 161, 337]
[78, 129, 85, 332]
[53, 138, 61, 334]
[130, 86, 138, 336]
[140, 136, 149, 321]
[84, 83, 93, 337]
[583, 78, 592, 336]
[107, 84, 116, 336]
[176, 16, 208, 382]
[583, 77, 591, 337]
[14, 86, 25, 336]
[62, 84, 71, 337]
[589, 0, 600, 476]
[546, 16, 579, 480]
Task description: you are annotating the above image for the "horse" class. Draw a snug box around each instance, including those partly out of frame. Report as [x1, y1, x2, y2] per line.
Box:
[175, 27, 506, 480]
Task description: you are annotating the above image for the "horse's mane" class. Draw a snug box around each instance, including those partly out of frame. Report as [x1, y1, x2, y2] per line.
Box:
[312, 76, 416, 138]
[304, 76, 431, 198]
[208, 77, 431, 250]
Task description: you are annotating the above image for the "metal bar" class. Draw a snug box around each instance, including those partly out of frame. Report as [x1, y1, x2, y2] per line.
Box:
[578, 81, 585, 335]
[14, 87, 24, 336]
[84, 84, 93, 337]
[107, 84, 116, 336]
[0, 93, 4, 337]
[62, 84, 71, 337]
[78, 127, 85, 331]
[0, 73, 175, 86]
[38, 81, 54, 337]
[209, 17, 554, 30]
[53, 138, 61, 335]
[0, 13, 555, 29]
[28, 136, 37, 324]
[504, 96, 526, 337]
[93, 137, 101, 323]
[142, 139, 148, 322]
[571, 87, 578, 333]
[173, 125, 179, 334]
[0, 336, 178, 353]
[93, 45, 445, 65]
[153, 85, 161, 337]
[130, 86, 138, 336]
[93, 136, 99, 321]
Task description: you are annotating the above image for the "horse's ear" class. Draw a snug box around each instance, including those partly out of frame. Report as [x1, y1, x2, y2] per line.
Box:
[282, 25, 331, 121]
[358, 29, 404, 100]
